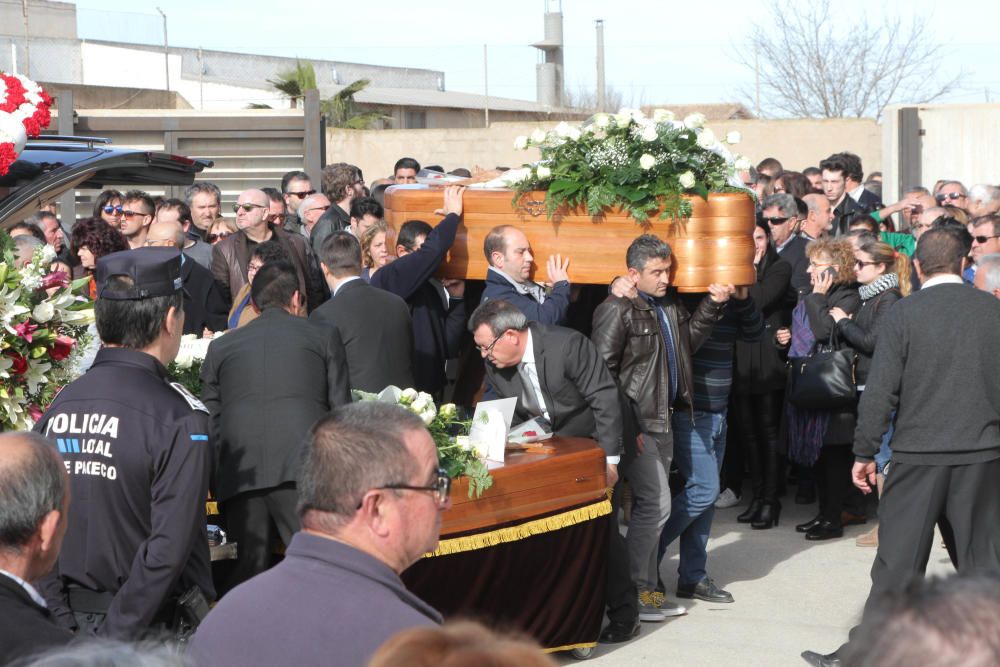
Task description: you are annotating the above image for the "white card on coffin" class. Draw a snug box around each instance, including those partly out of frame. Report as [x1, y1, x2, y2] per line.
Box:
[470, 397, 518, 463]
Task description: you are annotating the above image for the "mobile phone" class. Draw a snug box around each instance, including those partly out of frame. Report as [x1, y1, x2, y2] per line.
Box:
[822, 267, 837, 280]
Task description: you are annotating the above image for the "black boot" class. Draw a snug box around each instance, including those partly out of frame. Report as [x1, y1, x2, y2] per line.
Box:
[751, 501, 781, 529]
[736, 498, 764, 523]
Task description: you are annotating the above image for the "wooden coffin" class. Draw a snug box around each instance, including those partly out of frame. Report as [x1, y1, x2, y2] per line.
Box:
[442, 436, 606, 536]
[383, 187, 756, 291]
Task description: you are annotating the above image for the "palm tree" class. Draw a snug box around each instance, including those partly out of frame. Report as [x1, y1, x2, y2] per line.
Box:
[321, 79, 389, 129]
[267, 60, 317, 109]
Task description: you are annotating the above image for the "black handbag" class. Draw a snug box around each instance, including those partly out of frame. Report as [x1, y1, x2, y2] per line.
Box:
[788, 330, 857, 410]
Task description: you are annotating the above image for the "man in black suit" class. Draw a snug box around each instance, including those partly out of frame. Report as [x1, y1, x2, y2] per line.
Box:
[469, 299, 639, 644]
[803, 227, 1000, 666]
[371, 186, 466, 398]
[0, 433, 74, 662]
[819, 154, 862, 236]
[310, 231, 415, 393]
[201, 261, 351, 592]
[145, 219, 229, 335]
[762, 193, 811, 300]
[839, 152, 882, 211]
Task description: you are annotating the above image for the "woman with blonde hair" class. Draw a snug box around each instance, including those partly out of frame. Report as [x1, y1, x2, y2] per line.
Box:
[367, 621, 557, 667]
[829, 240, 910, 546]
[361, 220, 393, 280]
[778, 237, 861, 541]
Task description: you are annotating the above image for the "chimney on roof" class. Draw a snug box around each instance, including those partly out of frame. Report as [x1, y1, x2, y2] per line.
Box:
[531, 0, 564, 108]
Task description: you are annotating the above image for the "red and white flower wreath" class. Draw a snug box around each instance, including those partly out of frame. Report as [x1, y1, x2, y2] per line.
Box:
[0, 73, 53, 176]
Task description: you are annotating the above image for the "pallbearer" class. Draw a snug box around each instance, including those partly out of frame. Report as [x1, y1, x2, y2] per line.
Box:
[34, 247, 214, 639]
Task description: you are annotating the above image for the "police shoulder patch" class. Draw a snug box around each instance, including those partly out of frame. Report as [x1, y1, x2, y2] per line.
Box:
[169, 382, 209, 414]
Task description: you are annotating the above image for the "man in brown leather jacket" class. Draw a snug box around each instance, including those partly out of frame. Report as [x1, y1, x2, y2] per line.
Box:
[592, 234, 730, 623]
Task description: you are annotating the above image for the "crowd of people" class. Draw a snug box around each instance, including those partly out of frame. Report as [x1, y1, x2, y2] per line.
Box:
[1, 149, 999, 667]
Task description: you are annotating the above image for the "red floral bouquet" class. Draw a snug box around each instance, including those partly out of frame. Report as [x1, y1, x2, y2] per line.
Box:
[0, 73, 53, 176]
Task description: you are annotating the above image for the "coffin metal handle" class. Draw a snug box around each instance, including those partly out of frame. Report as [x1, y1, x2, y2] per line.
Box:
[519, 197, 547, 217]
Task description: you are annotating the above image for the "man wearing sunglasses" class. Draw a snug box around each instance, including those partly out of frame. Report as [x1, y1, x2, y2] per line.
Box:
[761, 193, 810, 299]
[933, 180, 967, 211]
[211, 189, 327, 314]
[280, 171, 314, 235]
[965, 215, 1000, 284]
[298, 193, 335, 256]
[188, 402, 444, 667]
[119, 190, 156, 250]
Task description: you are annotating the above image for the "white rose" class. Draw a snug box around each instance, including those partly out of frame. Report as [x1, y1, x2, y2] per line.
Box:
[420, 406, 437, 425]
[652, 108, 675, 123]
[734, 155, 752, 170]
[32, 301, 55, 323]
[726, 130, 742, 145]
[173, 346, 194, 370]
[40, 245, 57, 265]
[592, 113, 611, 128]
[683, 112, 707, 129]
[513, 135, 528, 150]
[566, 126, 582, 141]
[679, 171, 696, 188]
[530, 128, 547, 143]
[697, 128, 717, 149]
[400, 387, 418, 403]
[639, 154, 657, 170]
[614, 109, 634, 126]
[536, 165, 552, 180]
[553, 121, 572, 137]
[439, 403, 457, 421]
[641, 125, 659, 142]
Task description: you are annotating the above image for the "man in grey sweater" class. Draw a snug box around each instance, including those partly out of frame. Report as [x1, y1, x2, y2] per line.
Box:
[803, 226, 1000, 667]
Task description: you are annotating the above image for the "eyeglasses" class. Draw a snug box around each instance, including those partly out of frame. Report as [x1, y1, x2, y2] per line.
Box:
[475, 330, 506, 355]
[102, 205, 123, 215]
[121, 209, 151, 219]
[763, 216, 791, 226]
[935, 192, 965, 202]
[972, 234, 1000, 244]
[808, 261, 834, 268]
[854, 259, 878, 269]
[143, 239, 174, 247]
[207, 231, 231, 243]
[233, 203, 266, 213]
[286, 189, 316, 199]
[358, 467, 452, 509]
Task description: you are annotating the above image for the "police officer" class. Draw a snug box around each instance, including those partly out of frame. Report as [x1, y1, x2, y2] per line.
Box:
[34, 247, 214, 639]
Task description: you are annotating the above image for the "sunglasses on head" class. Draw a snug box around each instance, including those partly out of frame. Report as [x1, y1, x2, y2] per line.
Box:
[935, 192, 965, 202]
[286, 189, 316, 199]
[207, 231, 231, 243]
[102, 205, 123, 215]
[233, 203, 266, 213]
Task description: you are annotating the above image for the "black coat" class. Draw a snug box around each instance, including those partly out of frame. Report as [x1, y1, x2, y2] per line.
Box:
[371, 214, 466, 395]
[734, 248, 793, 394]
[0, 574, 73, 664]
[778, 235, 811, 308]
[181, 256, 229, 335]
[309, 278, 415, 393]
[200, 308, 351, 502]
[483, 322, 623, 458]
[835, 284, 902, 387]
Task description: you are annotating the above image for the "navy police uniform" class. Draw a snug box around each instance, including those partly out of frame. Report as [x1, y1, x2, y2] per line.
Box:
[34, 248, 215, 639]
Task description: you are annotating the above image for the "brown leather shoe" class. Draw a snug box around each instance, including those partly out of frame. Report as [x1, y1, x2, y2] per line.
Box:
[856, 524, 878, 547]
[840, 511, 867, 527]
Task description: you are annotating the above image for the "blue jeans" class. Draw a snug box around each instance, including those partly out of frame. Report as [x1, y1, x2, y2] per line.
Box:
[874, 412, 895, 475]
[657, 409, 726, 587]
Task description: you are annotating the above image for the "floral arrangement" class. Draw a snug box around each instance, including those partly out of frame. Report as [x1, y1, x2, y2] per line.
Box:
[511, 108, 752, 223]
[0, 73, 53, 176]
[168, 333, 215, 396]
[353, 386, 494, 498]
[0, 238, 95, 430]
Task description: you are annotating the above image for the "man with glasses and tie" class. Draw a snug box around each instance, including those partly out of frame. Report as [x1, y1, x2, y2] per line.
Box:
[211, 188, 326, 313]
[188, 402, 445, 667]
[469, 298, 640, 644]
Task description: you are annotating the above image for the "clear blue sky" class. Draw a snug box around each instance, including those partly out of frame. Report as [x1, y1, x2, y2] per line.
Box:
[69, 0, 999, 113]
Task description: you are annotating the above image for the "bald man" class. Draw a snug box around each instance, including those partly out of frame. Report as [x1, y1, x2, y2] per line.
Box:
[211, 188, 327, 312]
[146, 219, 228, 335]
[298, 193, 334, 256]
[0, 433, 74, 661]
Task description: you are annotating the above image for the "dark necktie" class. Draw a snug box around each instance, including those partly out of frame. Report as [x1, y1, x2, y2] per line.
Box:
[646, 295, 679, 403]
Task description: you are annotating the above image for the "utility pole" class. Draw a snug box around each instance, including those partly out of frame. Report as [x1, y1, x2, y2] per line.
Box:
[754, 49, 761, 117]
[156, 7, 170, 92]
[198, 47, 205, 109]
[21, 0, 30, 78]
[483, 44, 490, 128]
[595, 20, 605, 112]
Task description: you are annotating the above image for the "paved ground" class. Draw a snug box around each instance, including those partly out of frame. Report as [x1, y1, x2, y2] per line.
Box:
[555, 498, 954, 666]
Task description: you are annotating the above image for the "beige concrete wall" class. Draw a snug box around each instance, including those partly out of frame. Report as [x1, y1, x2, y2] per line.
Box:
[328, 117, 882, 184]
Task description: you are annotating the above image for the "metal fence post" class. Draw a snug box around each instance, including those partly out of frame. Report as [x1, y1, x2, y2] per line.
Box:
[58, 89, 76, 226]
[897, 107, 922, 203]
[303, 89, 324, 182]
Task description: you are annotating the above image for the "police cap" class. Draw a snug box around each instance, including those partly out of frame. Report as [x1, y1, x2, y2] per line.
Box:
[96, 248, 184, 300]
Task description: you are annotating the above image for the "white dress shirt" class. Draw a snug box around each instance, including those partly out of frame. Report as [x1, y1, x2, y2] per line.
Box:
[921, 274, 964, 289]
[0, 568, 47, 608]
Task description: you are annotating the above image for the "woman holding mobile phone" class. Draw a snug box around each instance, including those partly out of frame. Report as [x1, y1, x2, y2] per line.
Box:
[782, 238, 861, 541]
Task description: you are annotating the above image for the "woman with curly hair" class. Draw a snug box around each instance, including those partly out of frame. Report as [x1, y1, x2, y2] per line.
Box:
[777, 237, 861, 541]
[70, 217, 128, 298]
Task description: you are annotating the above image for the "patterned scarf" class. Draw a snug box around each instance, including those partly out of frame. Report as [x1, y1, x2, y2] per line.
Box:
[859, 273, 899, 301]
